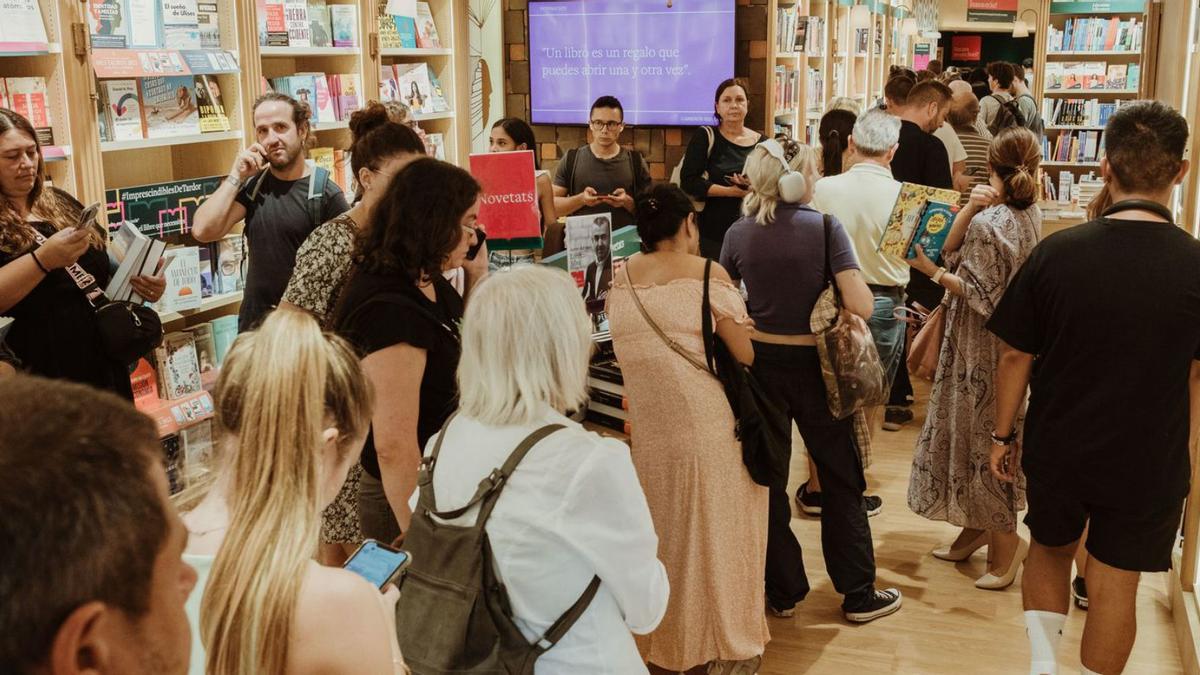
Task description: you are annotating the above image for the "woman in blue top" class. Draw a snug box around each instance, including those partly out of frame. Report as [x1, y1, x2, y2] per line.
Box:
[680, 78, 761, 260]
[721, 139, 903, 624]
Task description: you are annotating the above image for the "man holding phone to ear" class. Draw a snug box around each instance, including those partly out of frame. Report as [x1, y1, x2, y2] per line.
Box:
[193, 93, 349, 331]
[553, 96, 650, 239]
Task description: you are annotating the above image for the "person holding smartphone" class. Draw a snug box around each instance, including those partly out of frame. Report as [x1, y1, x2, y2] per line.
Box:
[0, 109, 164, 399]
[679, 78, 763, 260]
[177, 308, 406, 675]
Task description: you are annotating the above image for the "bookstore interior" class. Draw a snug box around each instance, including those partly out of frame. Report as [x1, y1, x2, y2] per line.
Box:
[4, 0, 1200, 673]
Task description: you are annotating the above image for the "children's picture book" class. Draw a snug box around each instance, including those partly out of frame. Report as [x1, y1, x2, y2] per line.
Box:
[197, 1, 220, 48]
[415, 2, 441, 48]
[877, 183, 961, 261]
[194, 75, 230, 133]
[284, 0, 311, 47]
[469, 151, 540, 245]
[89, 0, 128, 48]
[330, 4, 358, 47]
[6, 77, 53, 145]
[156, 246, 202, 313]
[140, 75, 200, 137]
[566, 213, 613, 310]
[308, 0, 332, 47]
[907, 201, 959, 262]
[161, 0, 202, 49]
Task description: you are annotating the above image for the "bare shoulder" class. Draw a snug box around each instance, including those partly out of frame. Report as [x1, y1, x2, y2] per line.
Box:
[290, 563, 396, 674]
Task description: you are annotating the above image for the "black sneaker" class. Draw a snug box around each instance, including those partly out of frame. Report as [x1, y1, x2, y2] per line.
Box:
[882, 406, 914, 431]
[864, 494, 883, 517]
[795, 481, 822, 516]
[1073, 576, 1088, 610]
[843, 588, 903, 623]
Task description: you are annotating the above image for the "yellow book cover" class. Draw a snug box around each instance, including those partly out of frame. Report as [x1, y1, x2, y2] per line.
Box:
[878, 182, 960, 259]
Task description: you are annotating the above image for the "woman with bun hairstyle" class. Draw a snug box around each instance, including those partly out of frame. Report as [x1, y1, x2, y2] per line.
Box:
[281, 101, 425, 564]
[178, 308, 406, 674]
[817, 108, 857, 177]
[606, 183, 768, 675]
[906, 126, 1043, 590]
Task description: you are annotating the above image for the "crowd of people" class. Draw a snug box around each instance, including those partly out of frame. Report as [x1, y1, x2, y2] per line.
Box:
[1, 55, 1199, 675]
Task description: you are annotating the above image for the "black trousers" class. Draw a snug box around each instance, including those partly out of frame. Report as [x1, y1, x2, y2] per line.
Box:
[752, 342, 877, 610]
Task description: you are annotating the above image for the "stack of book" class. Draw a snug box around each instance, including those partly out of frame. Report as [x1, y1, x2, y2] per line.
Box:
[98, 74, 231, 142]
[267, 72, 362, 123]
[1046, 16, 1143, 53]
[88, 0, 222, 50]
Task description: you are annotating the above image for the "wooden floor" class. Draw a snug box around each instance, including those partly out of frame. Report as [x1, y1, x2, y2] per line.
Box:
[760, 386, 1183, 674]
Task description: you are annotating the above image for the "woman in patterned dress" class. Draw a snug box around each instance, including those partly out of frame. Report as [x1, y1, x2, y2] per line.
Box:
[905, 127, 1043, 590]
[281, 102, 425, 564]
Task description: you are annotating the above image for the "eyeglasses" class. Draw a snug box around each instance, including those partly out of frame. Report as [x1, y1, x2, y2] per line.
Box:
[589, 120, 623, 132]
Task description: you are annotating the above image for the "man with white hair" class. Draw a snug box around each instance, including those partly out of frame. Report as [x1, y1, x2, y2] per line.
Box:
[949, 79, 992, 139]
[812, 109, 907, 440]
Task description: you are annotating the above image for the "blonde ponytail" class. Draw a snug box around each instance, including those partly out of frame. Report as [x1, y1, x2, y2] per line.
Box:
[198, 308, 373, 674]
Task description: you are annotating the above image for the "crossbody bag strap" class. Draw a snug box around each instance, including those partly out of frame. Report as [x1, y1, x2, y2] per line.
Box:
[533, 575, 603, 652]
[622, 263, 709, 373]
[700, 259, 716, 373]
[472, 423, 565, 525]
[29, 229, 108, 309]
[822, 214, 844, 309]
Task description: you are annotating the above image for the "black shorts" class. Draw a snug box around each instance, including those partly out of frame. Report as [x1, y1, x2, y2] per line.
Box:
[1024, 475, 1184, 573]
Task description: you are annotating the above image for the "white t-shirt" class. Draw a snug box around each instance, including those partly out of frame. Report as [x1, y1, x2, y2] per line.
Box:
[933, 122, 967, 173]
[410, 408, 669, 675]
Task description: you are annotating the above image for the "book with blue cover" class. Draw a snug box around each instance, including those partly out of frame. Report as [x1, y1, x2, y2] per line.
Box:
[907, 201, 959, 262]
[878, 182, 961, 261]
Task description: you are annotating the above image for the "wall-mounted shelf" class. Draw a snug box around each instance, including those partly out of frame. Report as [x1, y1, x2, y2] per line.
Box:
[1042, 160, 1102, 168]
[380, 47, 453, 57]
[259, 46, 362, 57]
[1045, 125, 1106, 130]
[157, 291, 244, 324]
[1043, 89, 1139, 96]
[101, 130, 244, 153]
[1047, 50, 1142, 57]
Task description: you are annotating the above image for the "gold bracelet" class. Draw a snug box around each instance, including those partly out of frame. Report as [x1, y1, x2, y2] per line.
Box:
[931, 267, 947, 285]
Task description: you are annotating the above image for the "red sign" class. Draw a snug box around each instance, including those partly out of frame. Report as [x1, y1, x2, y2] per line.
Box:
[469, 151, 540, 242]
[967, 0, 1018, 22]
[951, 35, 983, 62]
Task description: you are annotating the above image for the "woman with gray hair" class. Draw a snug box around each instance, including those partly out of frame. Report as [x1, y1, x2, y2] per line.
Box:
[723, 138, 901, 624]
[405, 265, 669, 674]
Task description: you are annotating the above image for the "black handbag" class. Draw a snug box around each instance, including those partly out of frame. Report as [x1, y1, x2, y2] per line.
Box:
[32, 230, 163, 366]
[623, 261, 790, 488]
[698, 260, 791, 489]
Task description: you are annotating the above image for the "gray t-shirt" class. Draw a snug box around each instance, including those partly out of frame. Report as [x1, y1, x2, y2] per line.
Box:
[720, 204, 859, 335]
[235, 171, 349, 331]
[553, 145, 649, 231]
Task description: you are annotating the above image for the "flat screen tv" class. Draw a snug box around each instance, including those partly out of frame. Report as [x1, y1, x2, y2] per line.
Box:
[528, 0, 735, 127]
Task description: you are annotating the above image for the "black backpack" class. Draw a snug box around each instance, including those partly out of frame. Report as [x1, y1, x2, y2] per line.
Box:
[987, 95, 1026, 136]
[395, 416, 601, 675]
[561, 146, 649, 199]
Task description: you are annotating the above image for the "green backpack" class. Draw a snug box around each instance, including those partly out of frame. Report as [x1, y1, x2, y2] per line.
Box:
[395, 416, 601, 675]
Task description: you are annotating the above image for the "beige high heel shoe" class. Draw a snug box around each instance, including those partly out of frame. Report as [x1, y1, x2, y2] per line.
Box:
[932, 530, 989, 562]
[975, 537, 1030, 590]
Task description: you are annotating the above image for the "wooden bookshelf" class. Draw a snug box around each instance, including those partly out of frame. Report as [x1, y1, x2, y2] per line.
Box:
[767, 0, 835, 144]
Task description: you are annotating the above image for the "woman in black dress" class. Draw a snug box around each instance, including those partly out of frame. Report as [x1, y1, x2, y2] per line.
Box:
[0, 109, 163, 398]
[680, 78, 762, 259]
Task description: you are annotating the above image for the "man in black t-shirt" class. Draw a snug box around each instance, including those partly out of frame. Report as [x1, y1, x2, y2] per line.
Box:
[193, 93, 349, 331]
[987, 101, 1200, 675]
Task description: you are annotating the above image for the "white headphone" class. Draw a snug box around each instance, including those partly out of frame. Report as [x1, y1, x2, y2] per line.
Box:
[760, 138, 807, 204]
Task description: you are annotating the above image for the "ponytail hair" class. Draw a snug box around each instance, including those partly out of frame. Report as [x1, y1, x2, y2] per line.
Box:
[818, 109, 856, 177]
[988, 127, 1041, 211]
[196, 308, 373, 675]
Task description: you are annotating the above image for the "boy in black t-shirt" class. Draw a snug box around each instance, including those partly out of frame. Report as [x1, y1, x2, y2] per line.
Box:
[987, 101, 1200, 675]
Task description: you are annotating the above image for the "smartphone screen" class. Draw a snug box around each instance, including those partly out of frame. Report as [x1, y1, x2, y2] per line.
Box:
[343, 540, 410, 589]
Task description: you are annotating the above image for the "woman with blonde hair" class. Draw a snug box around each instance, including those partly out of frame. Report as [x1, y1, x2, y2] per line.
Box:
[723, 140, 900, 623]
[396, 265, 668, 674]
[178, 308, 406, 674]
[906, 126, 1044, 590]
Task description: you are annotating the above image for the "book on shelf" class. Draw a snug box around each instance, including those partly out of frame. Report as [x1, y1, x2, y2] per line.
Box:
[215, 234, 245, 295]
[163, 435, 184, 492]
[197, 245, 213, 297]
[330, 5, 358, 47]
[140, 75, 201, 137]
[161, 0, 202, 49]
[89, 0, 129, 48]
[6, 77, 53, 146]
[210, 315, 238, 365]
[1128, 64, 1140, 91]
[156, 331, 202, 400]
[1048, 16, 1142, 54]
[296, 72, 338, 123]
[378, 0, 417, 49]
[264, 0, 288, 46]
[184, 322, 218, 385]
[283, 0, 311, 47]
[155, 246, 202, 313]
[103, 78, 145, 140]
[1104, 64, 1127, 90]
[877, 183, 961, 261]
[424, 133, 444, 160]
[1041, 98, 1124, 127]
[1080, 62, 1106, 90]
[308, 0, 332, 47]
[181, 419, 214, 479]
[854, 28, 868, 55]
[193, 75, 230, 132]
[331, 73, 363, 119]
[122, 0, 160, 48]
[131, 357, 160, 409]
[415, 1, 441, 48]
[310, 146, 335, 176]
[0, 0, 49, 50]
[196, 1, 220, 48]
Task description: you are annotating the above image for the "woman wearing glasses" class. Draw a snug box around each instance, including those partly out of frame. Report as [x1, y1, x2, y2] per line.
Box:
[679, 78, 763, 259]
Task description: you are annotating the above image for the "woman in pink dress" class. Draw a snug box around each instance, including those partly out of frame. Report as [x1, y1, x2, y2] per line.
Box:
[607, 183, 768, 675]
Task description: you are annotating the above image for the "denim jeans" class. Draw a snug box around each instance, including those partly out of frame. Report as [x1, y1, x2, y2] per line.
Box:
[867, 287, 906, 393]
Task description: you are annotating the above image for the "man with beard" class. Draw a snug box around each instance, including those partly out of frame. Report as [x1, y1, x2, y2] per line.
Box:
[194, 93, 349, 330]
[582, 215, 612, 304]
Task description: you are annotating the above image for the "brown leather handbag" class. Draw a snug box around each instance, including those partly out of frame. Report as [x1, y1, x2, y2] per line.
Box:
[904, 301, 947, 382]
